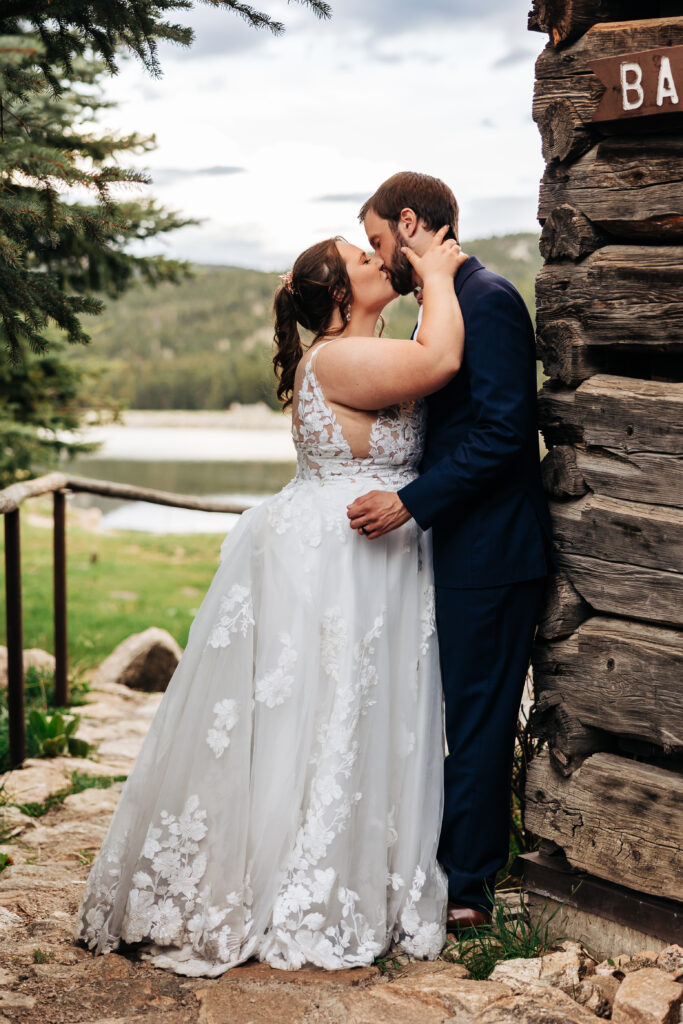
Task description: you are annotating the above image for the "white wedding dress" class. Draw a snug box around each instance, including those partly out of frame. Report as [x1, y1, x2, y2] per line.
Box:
[74, 341, 448, 977]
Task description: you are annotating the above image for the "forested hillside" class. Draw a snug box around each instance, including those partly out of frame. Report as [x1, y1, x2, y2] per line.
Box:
[80, 233, 541, 411]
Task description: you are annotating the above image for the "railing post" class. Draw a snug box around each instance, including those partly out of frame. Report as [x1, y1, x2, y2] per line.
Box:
[4, 509, 25, 768]
[53, 490, 68, 707]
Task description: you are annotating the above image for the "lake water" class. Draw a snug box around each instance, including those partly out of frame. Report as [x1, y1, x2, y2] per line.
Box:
[66, 423, 297, 534]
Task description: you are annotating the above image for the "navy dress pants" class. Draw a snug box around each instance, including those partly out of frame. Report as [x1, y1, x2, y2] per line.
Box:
[435, 576, 547, 911]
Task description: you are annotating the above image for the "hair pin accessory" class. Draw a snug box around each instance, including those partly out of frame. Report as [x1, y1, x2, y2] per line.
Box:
[280, 270, 294, 294]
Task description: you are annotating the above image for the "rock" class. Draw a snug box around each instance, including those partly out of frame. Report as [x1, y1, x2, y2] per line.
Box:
[0, 647, 55, 688]
[0, 991, 36, 1009]
[92, 628, 183, 692]
[473, 984, 602, 1024]
[488, 942, 594, 995]
[1, 757, 73, 804]
[573, 974, 621, 1018]
[657, 945, 683, 980]
[612, 967, 683, 1024]
[0, 907, 23, 938]
[0, 804, 36, 839]
[596, 951, 661, 978]
[385, 974, 512, 1019]
[59, 783, 124, 820]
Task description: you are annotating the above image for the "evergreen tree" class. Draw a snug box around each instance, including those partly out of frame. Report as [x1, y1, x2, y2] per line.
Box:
[0, 1, 331, 485]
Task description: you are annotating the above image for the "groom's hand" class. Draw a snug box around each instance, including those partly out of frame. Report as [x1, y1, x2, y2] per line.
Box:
[347, 491, 411, 539]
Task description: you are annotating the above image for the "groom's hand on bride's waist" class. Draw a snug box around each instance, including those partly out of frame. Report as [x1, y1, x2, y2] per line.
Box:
[347, 491, 411, 539]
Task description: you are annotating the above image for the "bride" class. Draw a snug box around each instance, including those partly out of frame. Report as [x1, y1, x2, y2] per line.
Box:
[74, 227, 467, 977]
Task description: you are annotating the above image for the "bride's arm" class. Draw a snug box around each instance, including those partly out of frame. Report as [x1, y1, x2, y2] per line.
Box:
[315, 229, 466, 410]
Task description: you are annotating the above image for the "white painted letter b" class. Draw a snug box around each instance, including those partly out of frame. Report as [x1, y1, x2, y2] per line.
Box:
[620, 61, 644, 111]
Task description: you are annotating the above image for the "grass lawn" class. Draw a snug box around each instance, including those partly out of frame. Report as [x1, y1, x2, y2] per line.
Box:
[0, 499, 223, 671]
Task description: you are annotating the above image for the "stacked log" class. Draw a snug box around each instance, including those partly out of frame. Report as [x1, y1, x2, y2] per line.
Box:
[527, 4, 683, 906]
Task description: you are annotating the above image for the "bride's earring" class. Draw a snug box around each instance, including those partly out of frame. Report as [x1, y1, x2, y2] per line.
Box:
[345, 306, 352, 322]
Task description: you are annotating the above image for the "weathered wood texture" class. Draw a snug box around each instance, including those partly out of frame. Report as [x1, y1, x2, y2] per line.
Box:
[539, 431, 682, 509]
[533, 19, 683, 159]
[538, 376, 683, 453]
[536, 247, 683, 384]
[539, 138, 683, 241]
[528, 2, 664, 47]
[541, 446, 588, 499]
[533, 617, 683, 752]
[525, 750, 683, 902]
[536, 320, 603, 387]
[576, 447, 683, 508]
[537, 383, 586, 447]
[540, 204, 607, 260]
[550, 492, 682, 573]
[532, 689, 604, 775]
[559, 552, 683, 627]
[536, 570, 592, 640]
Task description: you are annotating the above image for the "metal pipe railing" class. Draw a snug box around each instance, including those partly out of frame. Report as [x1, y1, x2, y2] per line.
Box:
[1, 472, 252, 769]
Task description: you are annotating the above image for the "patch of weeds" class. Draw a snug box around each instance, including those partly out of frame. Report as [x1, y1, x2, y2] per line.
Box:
[32, 948, 55, 964]
[0, 852, 13, 872]
[442, 887, 567, 980]
[12, 771, 128, 819]
[374, 951, 412, 974]
[0, 664, 92, 772]
[28, 709, 92, 759]
[69, 771, 127, 795]
[76, 848, 95, 865]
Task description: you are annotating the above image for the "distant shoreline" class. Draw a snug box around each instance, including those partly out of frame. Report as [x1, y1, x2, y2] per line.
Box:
[86, 403, 291, 431]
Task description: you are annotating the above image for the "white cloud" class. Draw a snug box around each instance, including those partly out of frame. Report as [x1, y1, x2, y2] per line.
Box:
[102, 0, 545, 268]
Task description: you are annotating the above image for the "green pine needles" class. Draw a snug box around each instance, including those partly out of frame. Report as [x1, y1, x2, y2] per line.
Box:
[0, 1, 332, 485]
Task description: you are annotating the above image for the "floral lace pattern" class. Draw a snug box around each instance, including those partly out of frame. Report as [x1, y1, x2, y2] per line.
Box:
[420, 585, 436, 656]
[255, 633, 298, 708]
[206, 699, 240, 758]
[123, 795, 253, 965]
[262, 608, 385, 969]
[292, 344, 425, 489]
[207, 584, 254, 649]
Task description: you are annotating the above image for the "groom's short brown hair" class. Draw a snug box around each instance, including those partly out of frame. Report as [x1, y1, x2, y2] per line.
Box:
[359, 172, 459, 241]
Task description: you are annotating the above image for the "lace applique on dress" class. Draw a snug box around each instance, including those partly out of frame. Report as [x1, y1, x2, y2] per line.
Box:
[206, 699, 240, 758]
[292, 343, 426, 489]
[207, 584, 254, 649]
[254, 633, 298, 708]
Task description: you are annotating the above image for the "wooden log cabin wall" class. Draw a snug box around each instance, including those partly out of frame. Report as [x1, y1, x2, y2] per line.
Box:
[522, 2, 683, 941]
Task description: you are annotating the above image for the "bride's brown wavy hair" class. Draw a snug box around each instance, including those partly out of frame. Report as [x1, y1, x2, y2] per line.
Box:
[273, 237, 352, 409]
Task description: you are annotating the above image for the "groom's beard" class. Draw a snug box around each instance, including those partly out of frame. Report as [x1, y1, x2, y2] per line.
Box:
[384, 234, 415, 296]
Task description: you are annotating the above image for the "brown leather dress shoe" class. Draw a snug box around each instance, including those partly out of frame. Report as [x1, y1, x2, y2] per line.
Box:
[446, 901, 492, 932]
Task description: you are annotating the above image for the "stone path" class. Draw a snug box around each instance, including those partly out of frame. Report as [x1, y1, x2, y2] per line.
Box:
[0, 679, 681, 1023]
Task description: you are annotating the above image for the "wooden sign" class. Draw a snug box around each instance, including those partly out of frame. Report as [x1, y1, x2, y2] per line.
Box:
[590, 45, 683, 123]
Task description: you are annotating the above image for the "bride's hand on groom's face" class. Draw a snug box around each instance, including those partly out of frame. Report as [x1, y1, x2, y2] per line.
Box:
[347, 491, 411, 539]
[401, 225, 467, 283]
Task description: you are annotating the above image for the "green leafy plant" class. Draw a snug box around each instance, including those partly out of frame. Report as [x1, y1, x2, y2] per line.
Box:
[0, 664, 91, 772]
[0, 852, 13, 873]
[32, 948, 55, 963]
[27, 709, 91, 758]
[442, 888, 567, 980]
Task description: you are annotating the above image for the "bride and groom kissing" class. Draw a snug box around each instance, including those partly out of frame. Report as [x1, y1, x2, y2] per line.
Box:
[75, 171, 557, 976]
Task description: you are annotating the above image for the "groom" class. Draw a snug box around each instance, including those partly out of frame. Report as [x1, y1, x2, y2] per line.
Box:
[348, 172, 557, 930]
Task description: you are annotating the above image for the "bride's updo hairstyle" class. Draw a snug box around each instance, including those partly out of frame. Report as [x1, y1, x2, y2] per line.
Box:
[273, 237, 352, 408]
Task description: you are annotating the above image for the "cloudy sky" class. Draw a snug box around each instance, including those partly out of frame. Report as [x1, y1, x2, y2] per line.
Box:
[103, 0, 546, 270]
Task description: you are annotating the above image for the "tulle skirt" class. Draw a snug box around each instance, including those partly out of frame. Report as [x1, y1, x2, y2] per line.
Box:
[74, 473, 448, 976]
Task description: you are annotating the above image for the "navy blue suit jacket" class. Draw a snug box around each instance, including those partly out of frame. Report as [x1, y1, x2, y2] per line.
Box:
[398, 256, 557, 589]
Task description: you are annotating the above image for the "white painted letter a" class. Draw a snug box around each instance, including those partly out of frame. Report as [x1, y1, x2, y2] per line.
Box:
[657, 56, 679, 107]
